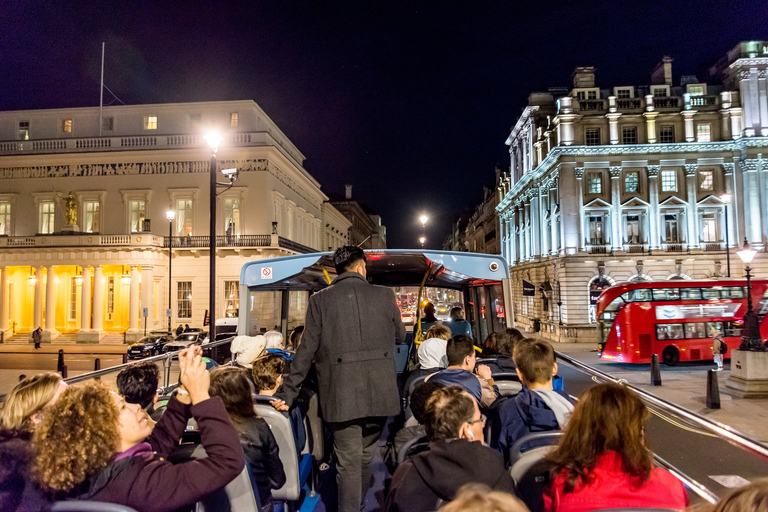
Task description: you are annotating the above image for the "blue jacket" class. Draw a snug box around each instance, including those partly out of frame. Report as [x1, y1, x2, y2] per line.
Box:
[427, 369, 483, 404]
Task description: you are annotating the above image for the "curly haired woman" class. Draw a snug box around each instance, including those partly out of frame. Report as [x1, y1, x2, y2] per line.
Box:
[31, 347, 245, 512]
[543, 383, 688, 512]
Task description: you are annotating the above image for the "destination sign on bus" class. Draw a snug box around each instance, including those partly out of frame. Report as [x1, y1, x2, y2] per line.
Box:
[655, 303, 740, 321]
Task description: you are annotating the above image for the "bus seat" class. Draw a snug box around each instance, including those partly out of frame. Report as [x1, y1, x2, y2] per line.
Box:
[491, 372, 523, 396]
[295, 386, 325, 461]
[51, 503, 140, 512]
[508, 431, 563, 512]
[396, 435, 429, 465]
[404, 415, 419, 428]
[253, 394, 306, 458]
[476, 357, 499, 364]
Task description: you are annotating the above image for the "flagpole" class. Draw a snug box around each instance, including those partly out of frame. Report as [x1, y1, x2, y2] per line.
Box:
[99, 42, 104, 137]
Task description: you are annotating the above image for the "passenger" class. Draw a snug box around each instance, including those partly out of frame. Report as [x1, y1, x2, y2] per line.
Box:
[543, 383, 688, 512]
[494, 339, 574, 466]
[252, 353, 286, 396]
[446, 306, 473, 338]
[384, 386, 515, 511]
[116, 361, 160, 423]
[393, 381, 444, 464]
[264, 330, 294, 364]
[230, 334, 267, 369]
[273, 245, 405, 512]
[482, 332, 501, 357]
[414, 302, 439, 335]
[438, 483, 529, 512]
[507, 327, 527, 346]
[288, 325, 304, 350]
[484, 330, 517, 374]
[707, 478, 768, 512]
[209, 366, 285, 512]
[426, 335, 499, 408]
[0, 373, 67, 512]
[418, 324, 452, 370]
[31, 347, 245, 512]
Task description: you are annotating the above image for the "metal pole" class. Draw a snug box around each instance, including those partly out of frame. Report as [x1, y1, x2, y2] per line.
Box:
[99, 42, 104, 137]
[209, 152, 217, 344]
[168, 220, 172, 333]
[725, 205, 731, 277]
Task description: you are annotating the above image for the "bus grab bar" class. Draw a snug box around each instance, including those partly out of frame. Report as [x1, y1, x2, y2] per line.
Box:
[555, 350, 768, 460]
[652, 453, 719, 504]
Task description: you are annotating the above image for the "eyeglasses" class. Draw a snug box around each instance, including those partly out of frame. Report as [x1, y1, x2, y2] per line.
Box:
[467, 414, 487, 426]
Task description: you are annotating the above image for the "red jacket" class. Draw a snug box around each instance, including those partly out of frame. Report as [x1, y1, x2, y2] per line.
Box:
[543, 451, 688, 512]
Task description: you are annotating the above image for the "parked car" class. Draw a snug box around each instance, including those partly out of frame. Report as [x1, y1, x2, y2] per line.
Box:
[162, 332, 206, 353]
[127, 332, 174, 359]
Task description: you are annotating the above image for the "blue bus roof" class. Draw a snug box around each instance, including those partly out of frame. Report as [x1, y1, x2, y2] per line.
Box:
[240, 250, 509, 291]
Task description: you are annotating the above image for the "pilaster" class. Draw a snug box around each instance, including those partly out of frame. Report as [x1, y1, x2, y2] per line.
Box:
[0, 266, 7, 333]
[575, 167, 586, 251]
[647, 165, 661, 249]
[684, 164, 699, 248]
[682, 110, 697, 142]
[610, 166, 623, 250]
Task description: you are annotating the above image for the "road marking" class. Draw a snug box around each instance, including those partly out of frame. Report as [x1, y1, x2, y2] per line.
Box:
[709, 475, 751, 488]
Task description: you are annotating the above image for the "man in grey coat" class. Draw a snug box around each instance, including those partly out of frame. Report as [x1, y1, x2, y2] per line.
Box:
[273, 246, 405, 512]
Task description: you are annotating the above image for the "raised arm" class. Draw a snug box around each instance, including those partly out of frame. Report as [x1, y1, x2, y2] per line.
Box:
[275, 295, 322, 409]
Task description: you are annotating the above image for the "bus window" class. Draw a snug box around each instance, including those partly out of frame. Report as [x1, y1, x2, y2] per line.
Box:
[288, 291, 309, 331]
[626, 288, 652, 302]
[724, 287, 745, 299]
[684, 322, 706, 339]
[656, 323, 684, 340]
[247, 290, 281, 334]
[488, 283, 507, 332]
[706, 321, 724, 337]
[680, 288, 702, 300]
[723, 321, 743, 337]
[702, 288, 722, 300]
[653, 288, 680, 301]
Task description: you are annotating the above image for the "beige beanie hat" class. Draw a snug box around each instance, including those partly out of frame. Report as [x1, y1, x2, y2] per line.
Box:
[230, 335, 267, 368]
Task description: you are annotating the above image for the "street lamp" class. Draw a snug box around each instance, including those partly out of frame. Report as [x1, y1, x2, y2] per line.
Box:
[736, 238, 765, 351]
[419, 236, 426, 248]
[419, 214, 428, 227]
[721, 194, 731, 277]
[166, 209, 175, 333]
[205, 133, 222, 344]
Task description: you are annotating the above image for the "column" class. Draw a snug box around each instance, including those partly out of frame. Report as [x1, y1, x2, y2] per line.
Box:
[33, 267, 42, 330]
[44, 266, 57, 333]
[539, 187, 548, 256]
[682, 110, 697, 142]
[684, 164, 699, 248]
[523, 201, 531, 259]
[550, 188, 559, 254]
[530, 188, 541, 257]
[644, 108, 658, 143]
[730, 108, 744, 139]
[575, 167, 585, 250]
[720, 92, 733, 140]
[610, 166, 623, 250]
[80, 266, 91, 331]
[141, 265, 154, 332]
[742, 159, 762, 246]
[557, 97, 576, 146]
[606, 96, 621, 145]
[0, 266, 7, 332]
[128, 265, 139, 332]
[647, 165, 661, 249]
[509, 210, 517, 263]
[758, 70, 768, 135]
[92, 265, 105, 332]
[559, 164, 581, 253]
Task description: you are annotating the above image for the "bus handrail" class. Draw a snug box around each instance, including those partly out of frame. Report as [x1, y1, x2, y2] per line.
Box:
[653, 453, 719, 504]
[555, 350, 768, 460]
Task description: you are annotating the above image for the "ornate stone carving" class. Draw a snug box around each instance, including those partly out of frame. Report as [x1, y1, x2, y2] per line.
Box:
[609, 166, 622, 178]
[597, 262, 606, 277]
[684, 164, 699, 176]
[759, 69, 767, 79]
[646, 165, 660, 177]
[635, 261, 643, 279]
[741, 159, 759, 172]
[722, 162, 735, 174]
[714, 261, 722, 278]
[64, 192, 77, 225]
[574, 167, 585, 179]
[739, 69, 751, 81]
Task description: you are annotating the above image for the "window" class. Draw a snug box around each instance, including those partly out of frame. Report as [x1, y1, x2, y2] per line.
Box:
[576, 91, 586, 100]
[587, 90, 597, 100]
[0, 203, 11, 235]
[587, 172, 602, 194]
[144, 116, 158, 130]
[107, 277, 115, 316]
[659, 126, 675, 143]
[701, 213, 718, 242]
[588, 216, 605, 245]
[664, 214, 680, 243]
[626, 215, 641, 243]
[224, 281, 239, 318]
[699, 170, 714, 191]
[188, 114, 201, 127]
[177, 281, 192, 319]
[224, 197, 240, 234]
[18, 121, 29, 140]
[652, 288, 681, 301]
[617, 89, 631, 99]
[70, 277, 78, 320]
[102, 117, 114, 131]
[585, 128, 601, 146]
[230, 112, 239, 127]
[62, 119, 72, 133]
[697, 124, 711, 142]
[39, 202, 55, 234]
[130, 200, 146, 233]
[624, 171, 639, 193]
[652, 87, 668, 97]
[661, 170, 677, 192]
[687, 84, 706, 97]
[176, 199, 193, 236]
[622, 126, 637, 144]
[83, 201, 100, 233]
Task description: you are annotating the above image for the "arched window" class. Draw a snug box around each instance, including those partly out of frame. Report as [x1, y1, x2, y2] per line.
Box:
[588, 276, 614, 323]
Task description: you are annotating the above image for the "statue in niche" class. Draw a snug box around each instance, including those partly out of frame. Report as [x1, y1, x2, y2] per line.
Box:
[64, 192, 78, 225]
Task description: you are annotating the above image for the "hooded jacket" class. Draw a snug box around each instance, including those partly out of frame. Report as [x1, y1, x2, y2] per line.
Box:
[384, 438, 515, 512]
[0, 429, 52, 512]
[494, 387, 574, 467]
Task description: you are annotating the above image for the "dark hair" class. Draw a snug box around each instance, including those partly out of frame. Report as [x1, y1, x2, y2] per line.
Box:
[496, 331, 516, 356]
[251, 354, 286, 391]
[513, 339, 555, 385]
[116, 361, 159, 409]
[208, 366, 258, 424]
[446, 335, 474, 366]
[410, 381, 444, 424]
[423, 386, 475, 441]
[547, 383, 652, 494]
[333, 245, 366, 274]
[482, 333, 500, 355]
[424, 303, 435, 316]
[289, 325, 304, 350]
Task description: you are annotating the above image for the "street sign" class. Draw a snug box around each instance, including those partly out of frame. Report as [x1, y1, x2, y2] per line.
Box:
[166, 308, 172, 318]
[261, 267, 273, 280]
[142, 307, 149, 318]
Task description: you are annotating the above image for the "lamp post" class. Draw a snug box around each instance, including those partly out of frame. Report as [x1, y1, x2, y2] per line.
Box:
[205, 133, 223, 344]
[166, 209, 175, 333]
[419, 214, 428, 249]
[721, 194, 731, 277]
[419, 236, 426, 248]
[736, 238, 766, 351]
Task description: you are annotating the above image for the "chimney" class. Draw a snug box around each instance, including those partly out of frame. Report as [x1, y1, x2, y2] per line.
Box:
[651, 56, 674, 86]
[345, 184, 353, 199]
[572, 67, 596, 88]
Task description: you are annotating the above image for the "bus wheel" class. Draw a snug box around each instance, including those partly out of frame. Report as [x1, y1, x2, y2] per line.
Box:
[662, 346, 680, 366]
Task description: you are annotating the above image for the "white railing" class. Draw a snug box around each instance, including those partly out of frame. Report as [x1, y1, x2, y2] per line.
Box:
[0, 234, 164, 248]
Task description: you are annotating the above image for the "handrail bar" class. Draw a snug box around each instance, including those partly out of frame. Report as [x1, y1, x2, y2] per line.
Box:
[555, 350, 768, 459]
[652, 453, 719, 504]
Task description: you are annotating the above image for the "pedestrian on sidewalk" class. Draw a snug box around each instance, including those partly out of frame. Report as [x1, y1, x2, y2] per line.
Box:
[33, 327, 42, 350]
[712, 330, 724, 371]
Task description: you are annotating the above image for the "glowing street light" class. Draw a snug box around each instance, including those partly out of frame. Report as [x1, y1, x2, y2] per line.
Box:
[419, 236, 426, 248]
[737, 238, 765, 352]
[419, 214, 428, 227]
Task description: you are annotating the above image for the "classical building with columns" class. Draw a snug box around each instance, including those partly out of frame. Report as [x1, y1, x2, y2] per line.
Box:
[498, 41, 768, 343]
[0, 100, 351, 344]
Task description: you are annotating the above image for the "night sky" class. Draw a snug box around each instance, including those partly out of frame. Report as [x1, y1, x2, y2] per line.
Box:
[1, 1, 766, 248]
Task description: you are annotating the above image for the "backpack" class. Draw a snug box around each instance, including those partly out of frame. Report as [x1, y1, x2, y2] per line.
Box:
[719, 340, 728, 354]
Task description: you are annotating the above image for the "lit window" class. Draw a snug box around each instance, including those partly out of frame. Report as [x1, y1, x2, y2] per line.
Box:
[130, 200, 146, 233]
[102, 117, 114, 131]
[224, 197, 240, 234]
[622, 126, 637, 144]
[230, 112, 239, 127]
[176, 199, 193, 236]
[177, 281, 192, 319]
[688, 85, 705, 97]
[0, 203, 11, 235]
[699, 170, 714, 191]
[625, 171, 639, 193]
[664, 214, 679, 243]
[701, 213, 717, 242]
[18, 121, 29, 140]
[588, 216, 604, 245]
[144, 116, 158, 130]
[617, 89, 631, 99]
[108, 277, 115, 315]
[659, 126, 675, 143]
[697, 124, 711, 142]
[585, 128, 600, 146]
[84, 201, 100, 233]
[626, 215, 641, 244]
[661, 170, 677, 192]
[224, 281, 239, 318]
[39, 202, 55, 234]
[587, 172, 602, 194]
[63, 119, 72, 133]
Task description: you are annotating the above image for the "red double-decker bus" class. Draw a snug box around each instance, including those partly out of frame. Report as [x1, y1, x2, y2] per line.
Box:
[597, 279, 768, 365]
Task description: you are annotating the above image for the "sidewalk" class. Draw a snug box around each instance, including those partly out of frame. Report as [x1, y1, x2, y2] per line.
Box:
[0, 344, 129, 354]
[549, 341, 768, 445]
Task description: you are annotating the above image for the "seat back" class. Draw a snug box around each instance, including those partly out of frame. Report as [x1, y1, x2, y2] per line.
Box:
[295, 386, 324, 460]
[491, 372, 523, 397]
[510, 445, 556, 512]
[396, 434, 429, 465]
[508, 431, 563, 465]
[254, 403, 301, 502]
[51, 503, 140, 512]
[476, 357, 499, 364]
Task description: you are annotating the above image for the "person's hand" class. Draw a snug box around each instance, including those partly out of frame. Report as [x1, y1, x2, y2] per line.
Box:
[271, 399, 289, 412]
[475, 364, 492, 380]
[179, 347, 210, 405]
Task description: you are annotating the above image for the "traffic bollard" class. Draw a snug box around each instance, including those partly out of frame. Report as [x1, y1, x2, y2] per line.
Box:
[707, 369, 721, 409]
[57, 349, 65, 373]
[94, 358, 101, 371]
[61, 365, 68, 379]
[122, 353, 128, 365]
[651, 354, 662, 386]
